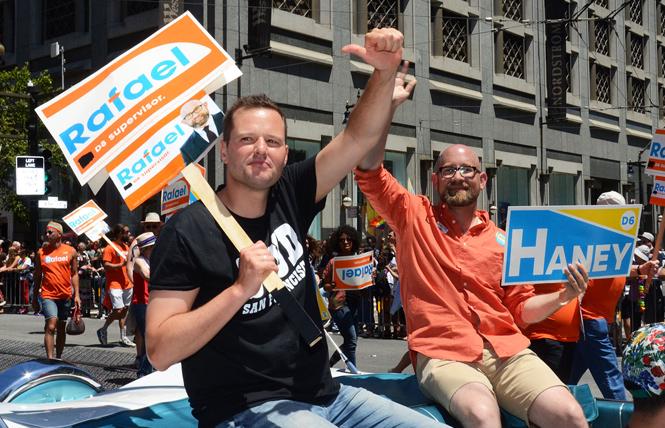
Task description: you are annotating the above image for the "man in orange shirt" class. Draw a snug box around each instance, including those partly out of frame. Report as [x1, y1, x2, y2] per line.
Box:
[97, 224, 133, 347]
[356, 141, 589, 427]
[33, 221, 80, 359]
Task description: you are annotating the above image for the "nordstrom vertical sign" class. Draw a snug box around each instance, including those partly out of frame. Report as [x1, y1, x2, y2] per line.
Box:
[545, 2, 568, 123]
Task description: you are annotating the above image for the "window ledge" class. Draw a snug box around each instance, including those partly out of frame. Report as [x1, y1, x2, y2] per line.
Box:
[626, 111, 653, 126]
[565, 113, 583, 124]
[589, 118, 620, 132]
[588, 100, 620, 118]
[271, 9, 332, 41]
[492, 95, 537, 113]
[626, 128, 653, 140]
[270, 40, 333, 66]
[430, 56, 481, 81]
[430, 80, 483, 101]
[494, 74, 535, 96]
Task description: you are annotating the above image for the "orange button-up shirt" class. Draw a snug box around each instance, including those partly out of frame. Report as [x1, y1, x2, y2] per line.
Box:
[355, 166, 534, 362]
[581, 277, 626, 322]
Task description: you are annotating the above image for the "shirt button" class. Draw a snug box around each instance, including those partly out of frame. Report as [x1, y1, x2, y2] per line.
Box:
[463, 282, 467, 287]
[452, 220, 456, 224]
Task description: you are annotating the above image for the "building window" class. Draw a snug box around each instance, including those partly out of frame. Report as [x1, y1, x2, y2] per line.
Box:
[590, 62, 612, 104]
[627, 32, 644, 69]
[591, 16, 610, 56]
[500, 0, 523, 22]
[497, 165, 530, 229]
[594, 0, 608, 8]
[498, 32, 525, 79]
[628, 76, 646, 114]
[660, 3, 665, 36]
[660, 45, 665, 78]
[43, 0, 76, 40]
[628, 0, 643, 26]
[549, 173, 576, 205]
[441, 12, 469, 63]
[273, 0, 312, 18]
[660, 85, 665, 119]
[123, 0, 158, 16]
[367, 0, 399, 30]
[566, 53, 575, 93]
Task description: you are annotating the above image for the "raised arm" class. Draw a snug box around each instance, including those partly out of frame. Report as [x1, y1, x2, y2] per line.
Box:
[314, 28, 404, 202]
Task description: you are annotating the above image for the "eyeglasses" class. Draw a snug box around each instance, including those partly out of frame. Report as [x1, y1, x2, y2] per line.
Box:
[437, 165, 480, 179]
[184, 104, 206, 121]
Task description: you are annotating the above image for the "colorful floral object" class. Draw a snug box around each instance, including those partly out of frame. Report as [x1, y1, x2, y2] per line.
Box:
[623, 323, 665, 397]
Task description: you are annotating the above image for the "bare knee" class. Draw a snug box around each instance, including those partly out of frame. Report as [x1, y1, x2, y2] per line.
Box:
[529, 388, 587, 428]
[451, 384, 501, 428]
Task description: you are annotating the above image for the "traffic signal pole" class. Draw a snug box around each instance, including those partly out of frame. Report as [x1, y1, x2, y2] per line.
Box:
[27, 83, 39, 247]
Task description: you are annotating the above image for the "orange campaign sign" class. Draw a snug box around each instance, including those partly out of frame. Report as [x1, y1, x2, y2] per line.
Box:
[62, 200, 108, 236]
[650, 176, 665, 207]
[35, 11, 241, 185]
[332, 251, 375, 291]
[645, 130, 665, 177]
[160, 164, 204, 216]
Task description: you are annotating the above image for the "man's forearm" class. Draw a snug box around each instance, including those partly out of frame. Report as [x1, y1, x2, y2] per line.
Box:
[520, 290, 570, 324]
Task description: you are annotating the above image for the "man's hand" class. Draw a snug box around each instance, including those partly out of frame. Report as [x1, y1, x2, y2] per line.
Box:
[560, 263, 589, 303]
[233, 242, 278, 300]
[342, 28, 403, 73]
[392, 61, 417, 109]
[639, 260, 660, 277]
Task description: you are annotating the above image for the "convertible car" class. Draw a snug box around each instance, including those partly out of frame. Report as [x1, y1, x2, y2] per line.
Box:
[0, 359, 632, 427]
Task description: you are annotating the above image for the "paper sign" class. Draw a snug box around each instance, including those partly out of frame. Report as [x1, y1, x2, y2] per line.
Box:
[161, 165, 203, 216]
[85, 221, 110, 241]
[62, 200, 108, 236]
[35, 11, 241, 185]
[332, 251, 374, 291]
[650, 176, 665, 206]
[645, 130, 665, 176]
[106, 94, 219, 210]
[502, 205, 642, 285]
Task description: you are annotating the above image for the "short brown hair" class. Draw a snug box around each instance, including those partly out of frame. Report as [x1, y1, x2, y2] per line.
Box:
[222, 94, 287, 143]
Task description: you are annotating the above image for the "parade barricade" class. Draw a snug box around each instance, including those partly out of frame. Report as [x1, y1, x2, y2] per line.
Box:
[0, 271, 31, 313]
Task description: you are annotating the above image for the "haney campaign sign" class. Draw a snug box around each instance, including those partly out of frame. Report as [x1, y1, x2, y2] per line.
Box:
[35, 11, 241, 186]
[502, 205, 642, 286]
[62, 200, 107, 236]
[106, 94, 219, 210]
[332, 251, 374, 291]
[645, 130, 665, 176]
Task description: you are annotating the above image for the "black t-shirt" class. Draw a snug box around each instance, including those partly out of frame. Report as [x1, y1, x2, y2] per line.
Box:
[150, 156, 338, 426]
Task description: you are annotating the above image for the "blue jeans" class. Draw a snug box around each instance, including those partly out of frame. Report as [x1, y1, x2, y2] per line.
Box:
[41, 298, 71, 321]
[216, 384, 448, 427]
[331, 305, 357, 367]
[569, 318, 626, 400]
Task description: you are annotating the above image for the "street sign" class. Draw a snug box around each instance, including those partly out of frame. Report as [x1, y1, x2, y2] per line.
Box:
[38, 196, 68, 209]
[16, 156, 45, 195]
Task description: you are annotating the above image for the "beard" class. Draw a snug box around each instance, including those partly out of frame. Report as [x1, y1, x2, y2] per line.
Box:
[443, 187, 480, 207]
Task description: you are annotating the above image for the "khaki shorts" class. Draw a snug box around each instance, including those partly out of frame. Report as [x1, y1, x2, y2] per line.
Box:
[415, 347, 565, 422]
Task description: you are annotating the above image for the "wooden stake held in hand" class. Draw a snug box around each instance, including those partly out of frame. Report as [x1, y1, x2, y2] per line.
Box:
[182, 164, 323, 347]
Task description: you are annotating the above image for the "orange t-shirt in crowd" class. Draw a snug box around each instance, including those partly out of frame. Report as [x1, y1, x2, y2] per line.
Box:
[39, 244, 75, 300]
[581, 277, 626, 322]
[103, 243, 130, 290]
[522, 283, 581, 343]
[355, 166, 535, 362]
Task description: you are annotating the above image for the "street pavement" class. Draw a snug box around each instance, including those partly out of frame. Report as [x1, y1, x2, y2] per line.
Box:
[0, 313, 617, 399]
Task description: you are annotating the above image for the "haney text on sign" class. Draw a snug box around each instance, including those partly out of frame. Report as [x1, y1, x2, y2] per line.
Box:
[502, 205, 641, 286]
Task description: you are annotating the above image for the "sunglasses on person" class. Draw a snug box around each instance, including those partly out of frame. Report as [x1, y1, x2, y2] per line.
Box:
[144, 224, 160, 231]
[437, 165, 480, 179]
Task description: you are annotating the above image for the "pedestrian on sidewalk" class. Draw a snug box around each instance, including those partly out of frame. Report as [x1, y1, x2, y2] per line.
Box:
[33, 221, 80, 359]
[97, 224, 134, 347]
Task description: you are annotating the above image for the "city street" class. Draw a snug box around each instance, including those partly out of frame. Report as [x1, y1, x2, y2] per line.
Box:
[0, 313, 613, 399]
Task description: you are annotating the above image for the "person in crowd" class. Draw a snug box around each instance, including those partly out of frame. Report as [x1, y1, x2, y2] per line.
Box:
[32, 221, 80, 359]
[76, 242, 95, 317]
[126, 212, 162, 285]
[622, 245, 652, 340]
[15, 248, 34, 312]
[131, 232, 156, 377]
[569, 191, 659, 400]
[638, 232, 655, 250]
[356, 141, 590, 427]
[322, 225, 361, 369]
[97, 224, 134, 347]
[146, 28, 444, 427]
[622, 323, 665, 428]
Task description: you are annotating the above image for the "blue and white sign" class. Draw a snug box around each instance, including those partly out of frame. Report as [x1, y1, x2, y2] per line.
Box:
[502, 205, 642, 286]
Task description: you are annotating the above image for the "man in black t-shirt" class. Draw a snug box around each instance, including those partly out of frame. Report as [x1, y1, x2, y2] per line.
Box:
[146, 29, 445, 427]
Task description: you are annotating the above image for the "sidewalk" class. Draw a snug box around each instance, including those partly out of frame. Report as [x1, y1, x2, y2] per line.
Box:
[0, 313, 139, 389]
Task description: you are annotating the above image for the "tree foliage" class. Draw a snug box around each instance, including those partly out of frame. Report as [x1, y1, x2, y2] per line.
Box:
[0, 65, 64, 224]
